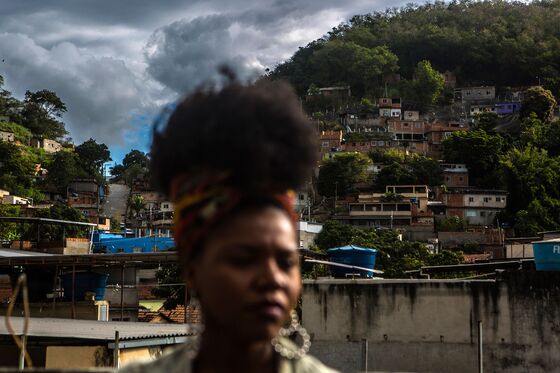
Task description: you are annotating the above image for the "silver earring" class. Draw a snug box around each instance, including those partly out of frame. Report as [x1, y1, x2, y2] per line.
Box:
[271, 310, 311, 359]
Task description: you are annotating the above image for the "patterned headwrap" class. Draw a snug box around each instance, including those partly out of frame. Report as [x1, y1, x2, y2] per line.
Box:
[171, 171, 297, 261]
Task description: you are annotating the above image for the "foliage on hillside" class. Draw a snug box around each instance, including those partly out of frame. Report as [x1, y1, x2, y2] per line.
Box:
[0, 74, 112, 201]
[314, 220, 463, 278]
[0, 121, 32, 143]
[271, 0, 560, 96]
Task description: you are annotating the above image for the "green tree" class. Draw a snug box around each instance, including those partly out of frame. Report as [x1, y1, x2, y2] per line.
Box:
[111, 149, 150, 181]
[75, 138, 111, 176]
[30, 204, 88, 240]
[44, 151, 84, 192]
[152, 264, 185, 309]
[0, 142, 35, 192]
[129, 195, 146, 219]
[472, 112, 499, 133]
[123, 150, 149, 169]
[408, 155, 442, 186]
[314, 220, 357, 251]
[21, 89, 68, 139]
[375, 162, 415, 189]
[519, 113, 546, 147]
[500, 146, 560, 235]
[272, 1, 560, 97]
[542, 120, 560, 157]
[317, 152, 372, 197]
[310, 41, 398, 96]
[520, 86, 557, 122]
[0, 75, 20, 118]
[314, 220, 463, 278]
[0, 205, 21, 240]
[410, 60, 444, 112]
[443, 130, 506, 188]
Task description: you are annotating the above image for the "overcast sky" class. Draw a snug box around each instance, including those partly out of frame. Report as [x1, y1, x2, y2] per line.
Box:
[0, 0, 408, 162]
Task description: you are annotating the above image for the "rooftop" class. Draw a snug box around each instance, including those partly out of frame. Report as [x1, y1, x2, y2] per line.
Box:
[0, 317, 194, 341]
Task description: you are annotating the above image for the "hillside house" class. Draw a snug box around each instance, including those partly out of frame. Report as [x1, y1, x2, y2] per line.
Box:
[0, 190, 10, 200]
[455, 86, 496, 102]
[319, 130, 343, 157]
[336, 185, 432, 227]
[378, 97, 401, 118]
[425, 122, 468, 160]
[443, 71, 457, 88]
[440, 163, 469, 187]
[2, 195, 31, 205]
[495, 102, 521, 115]
[403, 110, 420, 121]
[0, 131, 14, 143]
[297, 221, 323, 249]
[340, 110, 383, 130]
[30, 138, 62, 153]
[469, 104, 496, 116]
[387, 119, 427, 141]
[67, 179, 102, 223]
[440, 188, 507, 226]
[316, 86, 351, 97]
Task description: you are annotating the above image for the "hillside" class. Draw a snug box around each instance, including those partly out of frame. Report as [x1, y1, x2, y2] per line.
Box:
[271, 0, 560, 97]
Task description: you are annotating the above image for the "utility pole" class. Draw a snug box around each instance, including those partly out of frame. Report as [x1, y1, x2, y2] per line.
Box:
[334, 181, 338, 211]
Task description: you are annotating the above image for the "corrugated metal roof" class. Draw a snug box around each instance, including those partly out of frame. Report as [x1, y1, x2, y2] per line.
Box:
[0, 249, 53, 258]
[0, 317, 195, 341]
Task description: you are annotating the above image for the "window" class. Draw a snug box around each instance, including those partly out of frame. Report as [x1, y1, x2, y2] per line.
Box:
[459, 177, 463, 181]
[466, 210, 477, 217]
[415, 123, 422, 128]
[468, 197, 474, 202]
[322, 141, 330, 147]
[496, 197, 501, 202]
[299, 194, 305, 201]
[480, 211, 486, 217]
[404, 122, 409, 127]
[484, 197, 490, 202]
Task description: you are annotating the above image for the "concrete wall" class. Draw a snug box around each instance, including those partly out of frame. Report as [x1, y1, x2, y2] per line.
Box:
[45, 346, 110, 369]
[302, 273, 560, 373]
[506, 243, 534, 258]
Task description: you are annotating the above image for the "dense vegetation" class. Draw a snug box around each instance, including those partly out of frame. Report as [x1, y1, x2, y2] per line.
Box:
[271, 0, 560, 98]
[313, 220, 463, 278]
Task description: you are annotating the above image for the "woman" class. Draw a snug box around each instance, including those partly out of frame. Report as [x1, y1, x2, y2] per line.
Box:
[124, 78, 338, 373]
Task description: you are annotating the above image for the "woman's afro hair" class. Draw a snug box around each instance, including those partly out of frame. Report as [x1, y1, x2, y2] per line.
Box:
[151, 78, 318, 195]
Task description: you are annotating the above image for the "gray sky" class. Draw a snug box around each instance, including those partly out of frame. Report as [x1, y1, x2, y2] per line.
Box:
[0, 0, 407, 153]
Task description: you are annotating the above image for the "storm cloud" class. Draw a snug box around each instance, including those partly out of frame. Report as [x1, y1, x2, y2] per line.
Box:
[0, 0, 406, 149]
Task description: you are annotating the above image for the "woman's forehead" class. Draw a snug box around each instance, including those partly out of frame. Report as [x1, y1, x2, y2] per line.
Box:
[205, 207, 297, 250]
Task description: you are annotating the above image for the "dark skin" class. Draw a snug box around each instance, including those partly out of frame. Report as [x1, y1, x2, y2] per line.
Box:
[185, 207, 301, 373]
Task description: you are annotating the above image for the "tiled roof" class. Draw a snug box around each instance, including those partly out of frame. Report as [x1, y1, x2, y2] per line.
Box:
[138, 305, 201, 324]
[463, 254, 492, 263]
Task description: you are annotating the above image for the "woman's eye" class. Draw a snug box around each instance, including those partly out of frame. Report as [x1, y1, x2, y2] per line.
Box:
[278, 256, 297, 270]
[228, 255, 255, 267]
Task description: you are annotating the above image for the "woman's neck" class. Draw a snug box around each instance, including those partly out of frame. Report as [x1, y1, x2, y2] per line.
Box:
[194, 329, 277, 373]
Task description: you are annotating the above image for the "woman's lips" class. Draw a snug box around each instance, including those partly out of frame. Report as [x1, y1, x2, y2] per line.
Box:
[249, 301, 285, 320]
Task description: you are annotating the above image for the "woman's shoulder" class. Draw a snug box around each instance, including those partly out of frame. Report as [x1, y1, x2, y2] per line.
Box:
[278, 337, 340, 373]
[293, 354, 340, 373]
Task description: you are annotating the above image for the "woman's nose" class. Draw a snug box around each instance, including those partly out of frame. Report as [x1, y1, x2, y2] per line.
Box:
[254, 258, 283, 290]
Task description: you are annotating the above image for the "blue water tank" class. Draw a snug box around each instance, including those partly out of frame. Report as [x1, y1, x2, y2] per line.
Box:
[327, 245, 378, 278]
[61, 271, 109, 301]
[532, 239, 560, 271]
